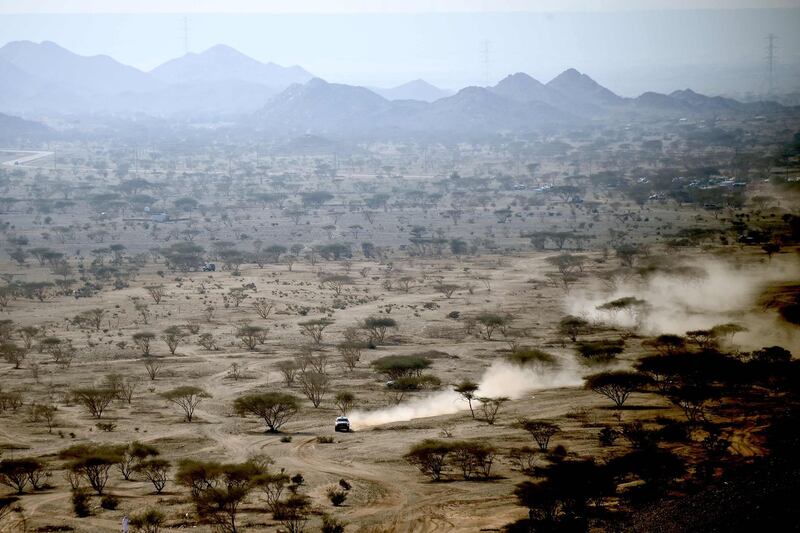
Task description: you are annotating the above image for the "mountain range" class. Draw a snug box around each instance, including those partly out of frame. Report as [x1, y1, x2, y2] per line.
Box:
[250, 71, 785, 139]
[0, 40, 313, 116]
[0, 40, 791, 141]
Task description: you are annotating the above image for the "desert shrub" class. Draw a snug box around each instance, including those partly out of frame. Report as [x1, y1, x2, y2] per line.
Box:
[512, 458, 614, 531]
[100, 493, 119, 510]
[372, 355, 431, 380]
[606, 447, 686, 502]
[327, 486, 348, 506]
[321, 513, 347, 533]
[655, 417, 691, 443]
[273, 494, 311, 533]
[621, 421, 662, 449]
[71, 487, 91, 517]
[506, 348, 557, 368]
[599, 426, 621, 446]
[388, 374, 441, 391]
[576, 340, 625, 363]
[129, 509, 166, 533]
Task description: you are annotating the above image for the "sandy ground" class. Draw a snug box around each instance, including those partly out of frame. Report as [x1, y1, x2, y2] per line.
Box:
[1, 245, 783, 532]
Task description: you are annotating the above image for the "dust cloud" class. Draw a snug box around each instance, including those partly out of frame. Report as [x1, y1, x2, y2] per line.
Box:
[566, 256, 800, 351]
[349, 359, 584, 429]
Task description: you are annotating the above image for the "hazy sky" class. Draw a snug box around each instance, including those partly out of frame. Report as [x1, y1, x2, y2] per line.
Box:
[1, 1, 799, 95]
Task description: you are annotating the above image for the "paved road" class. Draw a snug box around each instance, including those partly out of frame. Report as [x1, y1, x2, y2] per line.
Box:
[0, 149, 54, 167]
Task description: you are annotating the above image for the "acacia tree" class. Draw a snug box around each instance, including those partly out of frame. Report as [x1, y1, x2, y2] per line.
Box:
[476, 313, 510, 340]
[299, 371, 329, 408]
[517, 420, 560, 451]
[252, 298, 275, 320]
[336, 339, 365, 371]
[144, 358, 162, 381]
[585, 371, 652, 407]
[362, 316, 398, 344]
[144, 285, 165, 304]
[1, 342, 26, 369]
[558, 315, 590, 342]
[72, 387, 116, 419]
[334, 391, 356, 416]
[176, 460, 261, 533]
[276, 360, 299, 386]
[643, 334, 686, 355]
[116, 441, 159, 481]
[478, 396, 509, 425]
[404, 440, 451, 481]
[298, 318, 333, 345]
[60, 444, 122, 495]
[135, 459, 170, 494]
[233, 392, 299, 432]
[132, 332, 156, 356]
[162, 386, 211, 422]
[320, 274, 353, 296]
[0, 458, 45, 494]
[253, 471, 291, 513]
[74, 308, 106, 330]
[161, 326, 187, 355]
[434, 282, 460, 299]
[17, 326, 40, 351]
[40, 336, 74, 366]
[227, 288, 248, 307]
[236, 325, 268, 351]
[454, 379, 479, 419]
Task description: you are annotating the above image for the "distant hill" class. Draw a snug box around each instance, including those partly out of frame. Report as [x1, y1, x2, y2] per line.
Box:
[546, 68, 624, 108]
[150, 44, 312, 88]
[422, 86, 573, 133]
[0, 112, 50, 141]
[372, 79, 451, 102]
[255, 78, 393, 136]
[0, 41, 313, 117]
[668, 89, 742, 112]
[0, 40, 156, 95]
[0, 41, 789, 137]
[491, 72, 566, 107]
[253, 79, 574, 138]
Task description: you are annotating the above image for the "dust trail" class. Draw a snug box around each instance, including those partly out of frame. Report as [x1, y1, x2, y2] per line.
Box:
[566, 256, 800, 351]
[349, 360, 584, 429]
